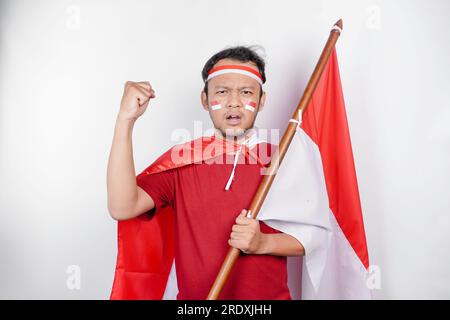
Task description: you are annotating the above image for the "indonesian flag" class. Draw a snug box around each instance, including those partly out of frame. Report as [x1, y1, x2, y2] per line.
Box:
[210, 100, 222, 111]
[258, 48, 371, 299]
[245, 101, 257, 112]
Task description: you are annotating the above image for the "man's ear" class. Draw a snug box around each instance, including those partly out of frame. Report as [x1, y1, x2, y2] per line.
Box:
[201, 91, 209, 111]
[258, 91, 266, 112]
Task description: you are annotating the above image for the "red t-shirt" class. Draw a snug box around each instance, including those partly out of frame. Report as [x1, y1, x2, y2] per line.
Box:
[136, 143, 291, 300]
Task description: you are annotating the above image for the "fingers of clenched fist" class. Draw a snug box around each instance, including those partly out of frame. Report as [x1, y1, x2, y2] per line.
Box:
[118, 81, 156, 122]
[228, 209, 264, 254]
[127, 81, 156, 104]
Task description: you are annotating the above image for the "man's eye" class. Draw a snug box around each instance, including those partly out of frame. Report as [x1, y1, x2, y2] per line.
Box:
[216, 90, 226, 94]
[242, 91, 253, 95]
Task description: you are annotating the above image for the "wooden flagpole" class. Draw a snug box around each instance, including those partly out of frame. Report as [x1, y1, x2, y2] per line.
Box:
[206, 19, 343, 300]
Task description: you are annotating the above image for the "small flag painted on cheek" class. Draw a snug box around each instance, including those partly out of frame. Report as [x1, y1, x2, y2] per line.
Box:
[244, 101, 257, 112]
[210, 100, 222, 111]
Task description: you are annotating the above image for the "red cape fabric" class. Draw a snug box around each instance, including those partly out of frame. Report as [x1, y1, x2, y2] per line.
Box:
[110, 135, 265, 299]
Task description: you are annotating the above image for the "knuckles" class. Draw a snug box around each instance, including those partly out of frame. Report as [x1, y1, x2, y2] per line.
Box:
[124, 81, 152, 93]
[124, 81, 134, 89]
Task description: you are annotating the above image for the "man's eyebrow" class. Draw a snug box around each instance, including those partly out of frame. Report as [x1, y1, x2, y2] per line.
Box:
[212, 85, 230, 90]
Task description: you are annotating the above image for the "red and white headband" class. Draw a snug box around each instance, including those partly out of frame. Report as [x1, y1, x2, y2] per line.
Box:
[206, 65, 264, 86]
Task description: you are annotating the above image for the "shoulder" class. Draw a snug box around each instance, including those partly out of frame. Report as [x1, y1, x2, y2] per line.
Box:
[139, 136, 216, 176]
[251, 142, 277, 167]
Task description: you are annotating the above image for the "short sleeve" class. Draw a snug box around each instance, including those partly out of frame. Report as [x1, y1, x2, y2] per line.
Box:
[136, 169, 176, 210]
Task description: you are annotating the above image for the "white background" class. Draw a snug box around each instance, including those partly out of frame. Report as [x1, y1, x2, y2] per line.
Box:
[1, 0, 449, 299]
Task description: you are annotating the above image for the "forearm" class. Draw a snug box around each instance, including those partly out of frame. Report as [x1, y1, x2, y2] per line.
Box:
[107, 118, 138, 217]
[260, 232, 305, 257]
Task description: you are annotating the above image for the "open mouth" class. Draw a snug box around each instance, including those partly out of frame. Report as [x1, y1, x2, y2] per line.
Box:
[225, 114, 242, 125]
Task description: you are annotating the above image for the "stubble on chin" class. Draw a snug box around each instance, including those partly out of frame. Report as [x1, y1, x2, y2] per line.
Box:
[222, 127, 244, 136]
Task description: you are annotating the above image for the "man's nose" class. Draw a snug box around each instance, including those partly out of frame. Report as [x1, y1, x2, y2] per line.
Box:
[227, 91, 242, 108]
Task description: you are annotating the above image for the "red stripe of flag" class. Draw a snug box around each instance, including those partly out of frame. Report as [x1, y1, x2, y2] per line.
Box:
[301, 49, 369, 269]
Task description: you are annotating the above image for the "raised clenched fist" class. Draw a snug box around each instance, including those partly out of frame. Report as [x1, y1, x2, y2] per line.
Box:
[117, 81, 155, 122]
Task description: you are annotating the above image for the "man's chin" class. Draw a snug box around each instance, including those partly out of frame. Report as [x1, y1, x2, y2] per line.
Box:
[219, 127, 250, 139]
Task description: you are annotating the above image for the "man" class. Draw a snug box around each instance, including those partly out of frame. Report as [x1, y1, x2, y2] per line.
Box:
[107, 46, 305, 299]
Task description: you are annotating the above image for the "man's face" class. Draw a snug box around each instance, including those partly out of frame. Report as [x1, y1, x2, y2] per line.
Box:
[201, 58, 266, 139]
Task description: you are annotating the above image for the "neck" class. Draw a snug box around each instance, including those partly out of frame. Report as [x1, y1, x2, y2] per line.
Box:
[214, 127, 256, 145]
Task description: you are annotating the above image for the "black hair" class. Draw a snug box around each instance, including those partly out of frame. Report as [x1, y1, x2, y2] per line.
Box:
[201, 45, 266, 97]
